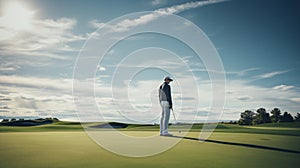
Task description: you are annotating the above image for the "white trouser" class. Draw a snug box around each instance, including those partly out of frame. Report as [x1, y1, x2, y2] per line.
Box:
[160, 101, 170, 134]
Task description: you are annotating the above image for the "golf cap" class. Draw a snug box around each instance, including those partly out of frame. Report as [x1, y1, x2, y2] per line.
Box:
[164, 76, 173, 81]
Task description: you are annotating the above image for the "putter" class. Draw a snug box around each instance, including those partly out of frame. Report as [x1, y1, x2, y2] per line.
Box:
[171, 109, 181, 133]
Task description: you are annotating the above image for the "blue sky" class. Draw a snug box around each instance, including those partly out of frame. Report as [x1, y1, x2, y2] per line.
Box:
[0, 0, 299, 122]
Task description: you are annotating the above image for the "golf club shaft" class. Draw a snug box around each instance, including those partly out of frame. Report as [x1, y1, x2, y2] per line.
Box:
[171, 109, 177, 123]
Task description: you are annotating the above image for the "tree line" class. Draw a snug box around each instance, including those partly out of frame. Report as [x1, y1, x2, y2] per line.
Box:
[238, 108, 300, 125]
[1, 117, 59, 123]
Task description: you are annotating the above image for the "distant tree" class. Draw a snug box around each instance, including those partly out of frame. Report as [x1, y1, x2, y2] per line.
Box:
[1, 119, 9, 122]
[253, 108, 271, 125]
[252, 115, 259, 125]
[270, 108, 281, 123]
[295, 113, 300, 122]
[19, 118, 24, 121]
[280, 112, 294, 122]
[10, 118, 16, 122]
[239, 110, 255, 125]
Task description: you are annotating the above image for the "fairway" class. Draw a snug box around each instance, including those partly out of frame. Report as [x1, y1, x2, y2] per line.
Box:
[1, 127, 299, 168]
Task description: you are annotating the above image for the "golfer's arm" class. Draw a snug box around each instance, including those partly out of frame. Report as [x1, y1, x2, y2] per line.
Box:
[167, 86, 172, 106]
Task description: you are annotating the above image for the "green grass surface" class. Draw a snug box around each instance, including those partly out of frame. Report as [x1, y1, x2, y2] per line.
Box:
[0, 121, 84, 132]
[248, 122, 300, 128]
[0, 122, 299, 168]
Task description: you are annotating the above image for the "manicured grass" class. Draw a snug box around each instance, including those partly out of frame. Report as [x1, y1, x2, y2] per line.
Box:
[213, 124, 300, 136]
[0, 131, 299, 168]
[1, 122, 299, 167]
[0, 122, 84, 132]
[1, 122, 300, 136]
[249, 122, 300, 128]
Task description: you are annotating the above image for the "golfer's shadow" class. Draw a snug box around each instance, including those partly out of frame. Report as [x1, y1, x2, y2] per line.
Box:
[170, 135, 300, 154]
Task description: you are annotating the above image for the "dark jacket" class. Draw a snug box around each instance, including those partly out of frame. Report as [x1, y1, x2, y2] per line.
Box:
[159, 82, 172, 107]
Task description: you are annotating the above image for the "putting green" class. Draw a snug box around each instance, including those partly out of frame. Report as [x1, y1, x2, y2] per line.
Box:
[0, 131, 299, 168]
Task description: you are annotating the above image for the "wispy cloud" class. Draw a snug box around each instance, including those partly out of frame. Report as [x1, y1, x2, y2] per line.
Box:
[112, 0, 228, 32]
[0, 75, 73, 92]
[226, 67, 260, 76]
[253, 70, 290, 80]
[273, 84, 294, 91]
[290, 98, 300, 103]
[156, 0, 227, 14]
[236, 95, 252, 101]
[0, 17, 85, 59]
[151, 0, 168, 6]
[88, 19, 106, 29]
[0, 61, 20, 72]
[191, 67, 259, 77]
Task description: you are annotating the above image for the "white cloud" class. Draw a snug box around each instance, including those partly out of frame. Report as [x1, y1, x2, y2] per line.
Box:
[89, 19, 106, 29]
[236, 95, 252, 101]
[0, 75, 73, 92]
[226, 67, 260, 76]
[273, 84, 294, 91]
[254, 70, 290, 80]
[0, 61, 20, 72]
[156, 0, 227, 14]
[151, 0, 168, 6]
[0, 75, 77, 119]
[0, 17, 85, 59]
[290, 98, 300, 103]
[223, 79, 300, 120]
[1, 73, 299, 122]
[111, 0, 228, 32]
[98, 66, 107, 71]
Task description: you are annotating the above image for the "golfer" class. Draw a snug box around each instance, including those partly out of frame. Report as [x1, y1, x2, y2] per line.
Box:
[159, 76, 173, 136]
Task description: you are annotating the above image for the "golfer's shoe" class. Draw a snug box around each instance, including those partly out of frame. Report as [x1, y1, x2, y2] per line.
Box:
[160, 133, 173, 136]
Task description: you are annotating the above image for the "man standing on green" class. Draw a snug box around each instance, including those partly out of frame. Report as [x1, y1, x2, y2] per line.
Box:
[159, 76, 173, 136]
